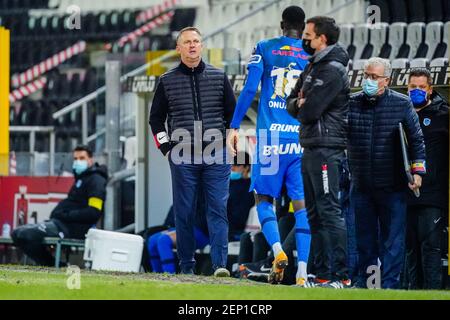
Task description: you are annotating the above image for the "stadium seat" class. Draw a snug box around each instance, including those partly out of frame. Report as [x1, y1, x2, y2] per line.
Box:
[369, 0, 391, 23]
[444, 21, 450, 58]
[408, 0, 427, 23]
[425, 22, 444, 60]
[264, 26, 279, 40]
[339, 24, 356, 60]
[223, 47, 241, 75]
[388, 22, 407, 60]
[389, 0, 408, 23]
[69, 73, 84, 100]
[170, 8, 197, 33]
[347, 59, 353, 71]
[250, 29, 266, 49]
[237, 31, 251, 58]
[392, 58, 409, 69]
[210, 33, 225, 50]
[353, 24, 372, 60]
[134, 37, 150, 52]
[311, 0, 332, 17]
[352, 59, 367, 70]
[430, 57, 449, 67]
[426, 0, 444, 22]
[445, 0, 450, 22]
[370, 22, 389, 58]
[406, 22, 426, 59]
[118, 10, 137, 32]
[409, 58, 429, 68]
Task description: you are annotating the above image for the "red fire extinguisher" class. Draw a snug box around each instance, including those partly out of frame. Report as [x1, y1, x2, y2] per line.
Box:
[16, 186, 28, 226]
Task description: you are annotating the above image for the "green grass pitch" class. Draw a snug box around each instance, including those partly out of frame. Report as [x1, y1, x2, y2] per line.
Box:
[0, 266, 449, 300]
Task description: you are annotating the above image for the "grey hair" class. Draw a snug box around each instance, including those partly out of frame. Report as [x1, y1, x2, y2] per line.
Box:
[364, 57, 392, 77]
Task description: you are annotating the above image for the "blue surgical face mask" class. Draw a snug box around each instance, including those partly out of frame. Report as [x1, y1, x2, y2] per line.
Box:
[409, 88, 428, 108]
[230, 171, 243, 180]
[362, 78, 379, 97]
[72, 160, 89, 175]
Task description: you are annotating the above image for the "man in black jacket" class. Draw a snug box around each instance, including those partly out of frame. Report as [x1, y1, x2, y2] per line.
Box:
[406, 68, 449, 289]
[11, 145, 107, 266]
[348, 58, 426, 289]
[287, 16, 351, 288]
[149, 27, 236, 277]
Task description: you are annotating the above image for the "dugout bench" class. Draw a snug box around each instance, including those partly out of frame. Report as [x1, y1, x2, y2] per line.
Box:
[0, 237, 85, 268]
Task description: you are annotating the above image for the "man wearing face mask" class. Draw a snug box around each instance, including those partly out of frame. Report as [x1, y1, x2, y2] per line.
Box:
[405, 68, 449, 289]
[347, 58, 426, 289]
[287, 16, 350, 288]
[11, 145, 107, 266]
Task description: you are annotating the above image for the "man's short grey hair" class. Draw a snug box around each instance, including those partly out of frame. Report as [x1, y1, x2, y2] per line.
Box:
[176, 27, 202, 43]
[364, 57, 392, 77]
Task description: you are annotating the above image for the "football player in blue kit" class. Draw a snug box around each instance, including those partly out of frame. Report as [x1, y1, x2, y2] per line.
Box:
[227, 6, 311, 286]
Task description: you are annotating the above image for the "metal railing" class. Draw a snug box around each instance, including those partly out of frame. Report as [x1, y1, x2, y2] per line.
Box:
[9, 126, 55, 175]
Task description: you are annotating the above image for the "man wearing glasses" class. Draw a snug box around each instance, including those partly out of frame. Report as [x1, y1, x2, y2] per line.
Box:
[347, 57, 426, 289]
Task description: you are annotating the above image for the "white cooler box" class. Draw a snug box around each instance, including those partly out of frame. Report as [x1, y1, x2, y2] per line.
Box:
[83, 229, 144, 273]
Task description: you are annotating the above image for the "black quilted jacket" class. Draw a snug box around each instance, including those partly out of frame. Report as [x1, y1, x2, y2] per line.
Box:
[348, 89, 426, 191]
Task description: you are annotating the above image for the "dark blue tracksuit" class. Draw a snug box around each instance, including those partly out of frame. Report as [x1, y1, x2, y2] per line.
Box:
[348, 89, 426, 289]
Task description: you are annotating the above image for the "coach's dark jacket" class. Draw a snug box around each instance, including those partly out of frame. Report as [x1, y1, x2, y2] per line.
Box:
[149, 60, 235, 156]
[287, 44, 350, 149]
[50, 164, 107, 239]
[348, 89, 426, 191]
[407, 92, 449, 209]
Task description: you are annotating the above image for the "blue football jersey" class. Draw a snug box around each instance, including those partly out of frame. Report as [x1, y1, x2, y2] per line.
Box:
[249, 36, 309, 142]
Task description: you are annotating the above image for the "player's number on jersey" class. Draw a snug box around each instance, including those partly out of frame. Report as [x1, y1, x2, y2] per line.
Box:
[271, 68, 301, 97]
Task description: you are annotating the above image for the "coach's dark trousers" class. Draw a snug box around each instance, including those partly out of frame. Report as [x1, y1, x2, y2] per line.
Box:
[302, 147, 348, 281]
[169, 151, 231, 273]
[352, 188, 406, 289]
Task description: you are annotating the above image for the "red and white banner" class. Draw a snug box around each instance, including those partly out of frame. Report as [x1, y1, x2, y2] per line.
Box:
[11, 41, 86, 88]
[105, 11, 174, 50]
[0, 177, 74, 230]
[136, 0, 179, 25]
[9, 77, 47, 103]
[9, 152, 17, 176]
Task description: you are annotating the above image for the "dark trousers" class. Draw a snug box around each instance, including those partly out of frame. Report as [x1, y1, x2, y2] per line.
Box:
[11, 220, 64, 266]
[406, 205, 443, 289]
[302, 147, 348, 280]
[169, 158, 230, 272]
[352, 188, 406, 289]
[343, 183, 359, 282]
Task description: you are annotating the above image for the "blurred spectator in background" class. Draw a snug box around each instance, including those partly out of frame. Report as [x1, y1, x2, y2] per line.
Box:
[11, 145, 107, 266]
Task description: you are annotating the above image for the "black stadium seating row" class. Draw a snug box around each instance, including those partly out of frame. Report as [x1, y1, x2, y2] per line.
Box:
[370, 0, 450, 24]
[1, 10, 140, 40]
[10, 39, 87, 74]
[10, 97, 99, 152]
[43, 69, 98, 101]
[2, 8, 179, 73]
[0, 0, 49, 12]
